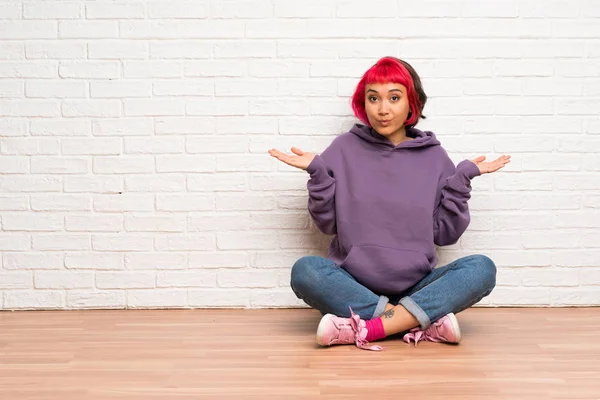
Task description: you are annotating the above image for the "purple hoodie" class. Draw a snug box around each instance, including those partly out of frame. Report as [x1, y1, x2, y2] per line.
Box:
[305, 123, 481, 295]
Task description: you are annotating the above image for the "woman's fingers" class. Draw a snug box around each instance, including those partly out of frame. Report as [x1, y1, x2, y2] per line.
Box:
[268, 148, 301, 168]
[495, 155, 511, 167]
[490, 156, 512, 172]
[268, 148, 288, 161]
[474, 154, 512, 174]
[269, 148, 301, 158]
[472, 155, 511, 169]
[269, 148, 291, 161]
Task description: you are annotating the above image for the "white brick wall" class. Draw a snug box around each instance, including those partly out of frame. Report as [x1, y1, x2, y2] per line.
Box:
[1, 0, 599, 310]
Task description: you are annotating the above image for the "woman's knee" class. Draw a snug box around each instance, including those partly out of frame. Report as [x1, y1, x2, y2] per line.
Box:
[290, 256, 327, 293]
[471, 254, 497, 292]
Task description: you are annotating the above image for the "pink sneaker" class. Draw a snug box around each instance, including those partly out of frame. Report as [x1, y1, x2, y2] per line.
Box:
[403, 313, 462, 346]
[316, 308, 382, 351]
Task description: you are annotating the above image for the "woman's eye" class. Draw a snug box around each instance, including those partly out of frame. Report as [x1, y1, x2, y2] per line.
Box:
[368, 96, 378, 102]
[391, 96, 399, 101]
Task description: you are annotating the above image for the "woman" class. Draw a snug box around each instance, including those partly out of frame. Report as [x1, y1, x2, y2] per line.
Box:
[268, 56, 511, 351]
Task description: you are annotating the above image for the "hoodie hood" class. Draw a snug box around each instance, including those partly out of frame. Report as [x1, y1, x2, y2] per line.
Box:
[349, 123, 440, 150]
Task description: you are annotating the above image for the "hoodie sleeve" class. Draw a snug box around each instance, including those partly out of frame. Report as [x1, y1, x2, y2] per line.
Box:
[305, 154, 336, 235]
[433, 158, 481, 246]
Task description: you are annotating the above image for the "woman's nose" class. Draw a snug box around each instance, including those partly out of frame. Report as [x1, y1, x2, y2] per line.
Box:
[378, 102, 390, 115]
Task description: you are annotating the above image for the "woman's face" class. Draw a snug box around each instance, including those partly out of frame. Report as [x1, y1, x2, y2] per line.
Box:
[364, 82, 411, 139]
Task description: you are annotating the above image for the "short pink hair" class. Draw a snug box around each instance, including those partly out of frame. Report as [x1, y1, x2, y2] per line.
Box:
[351, 57, 425, 128]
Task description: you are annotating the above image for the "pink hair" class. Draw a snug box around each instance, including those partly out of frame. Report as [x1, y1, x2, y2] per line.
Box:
[351, 57, 423, 127]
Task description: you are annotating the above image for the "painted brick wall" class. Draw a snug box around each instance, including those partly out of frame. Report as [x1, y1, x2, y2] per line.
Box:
[1, 0, 599, 309]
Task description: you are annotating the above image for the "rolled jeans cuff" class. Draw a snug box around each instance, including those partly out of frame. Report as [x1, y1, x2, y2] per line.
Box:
[399, 296, 431, 329]
[372, 295, 389, 319]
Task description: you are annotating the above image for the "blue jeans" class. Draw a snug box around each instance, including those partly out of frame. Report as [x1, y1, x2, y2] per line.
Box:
[290, 254, 496, 330]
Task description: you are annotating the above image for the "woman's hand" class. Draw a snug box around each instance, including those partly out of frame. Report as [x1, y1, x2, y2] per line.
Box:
[470, 154, 511, 175]
[268, 147, 316, 171]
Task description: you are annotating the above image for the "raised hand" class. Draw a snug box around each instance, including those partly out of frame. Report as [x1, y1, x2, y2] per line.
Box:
[268, 147, 316, 171]
[470, 154, 511, 175]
